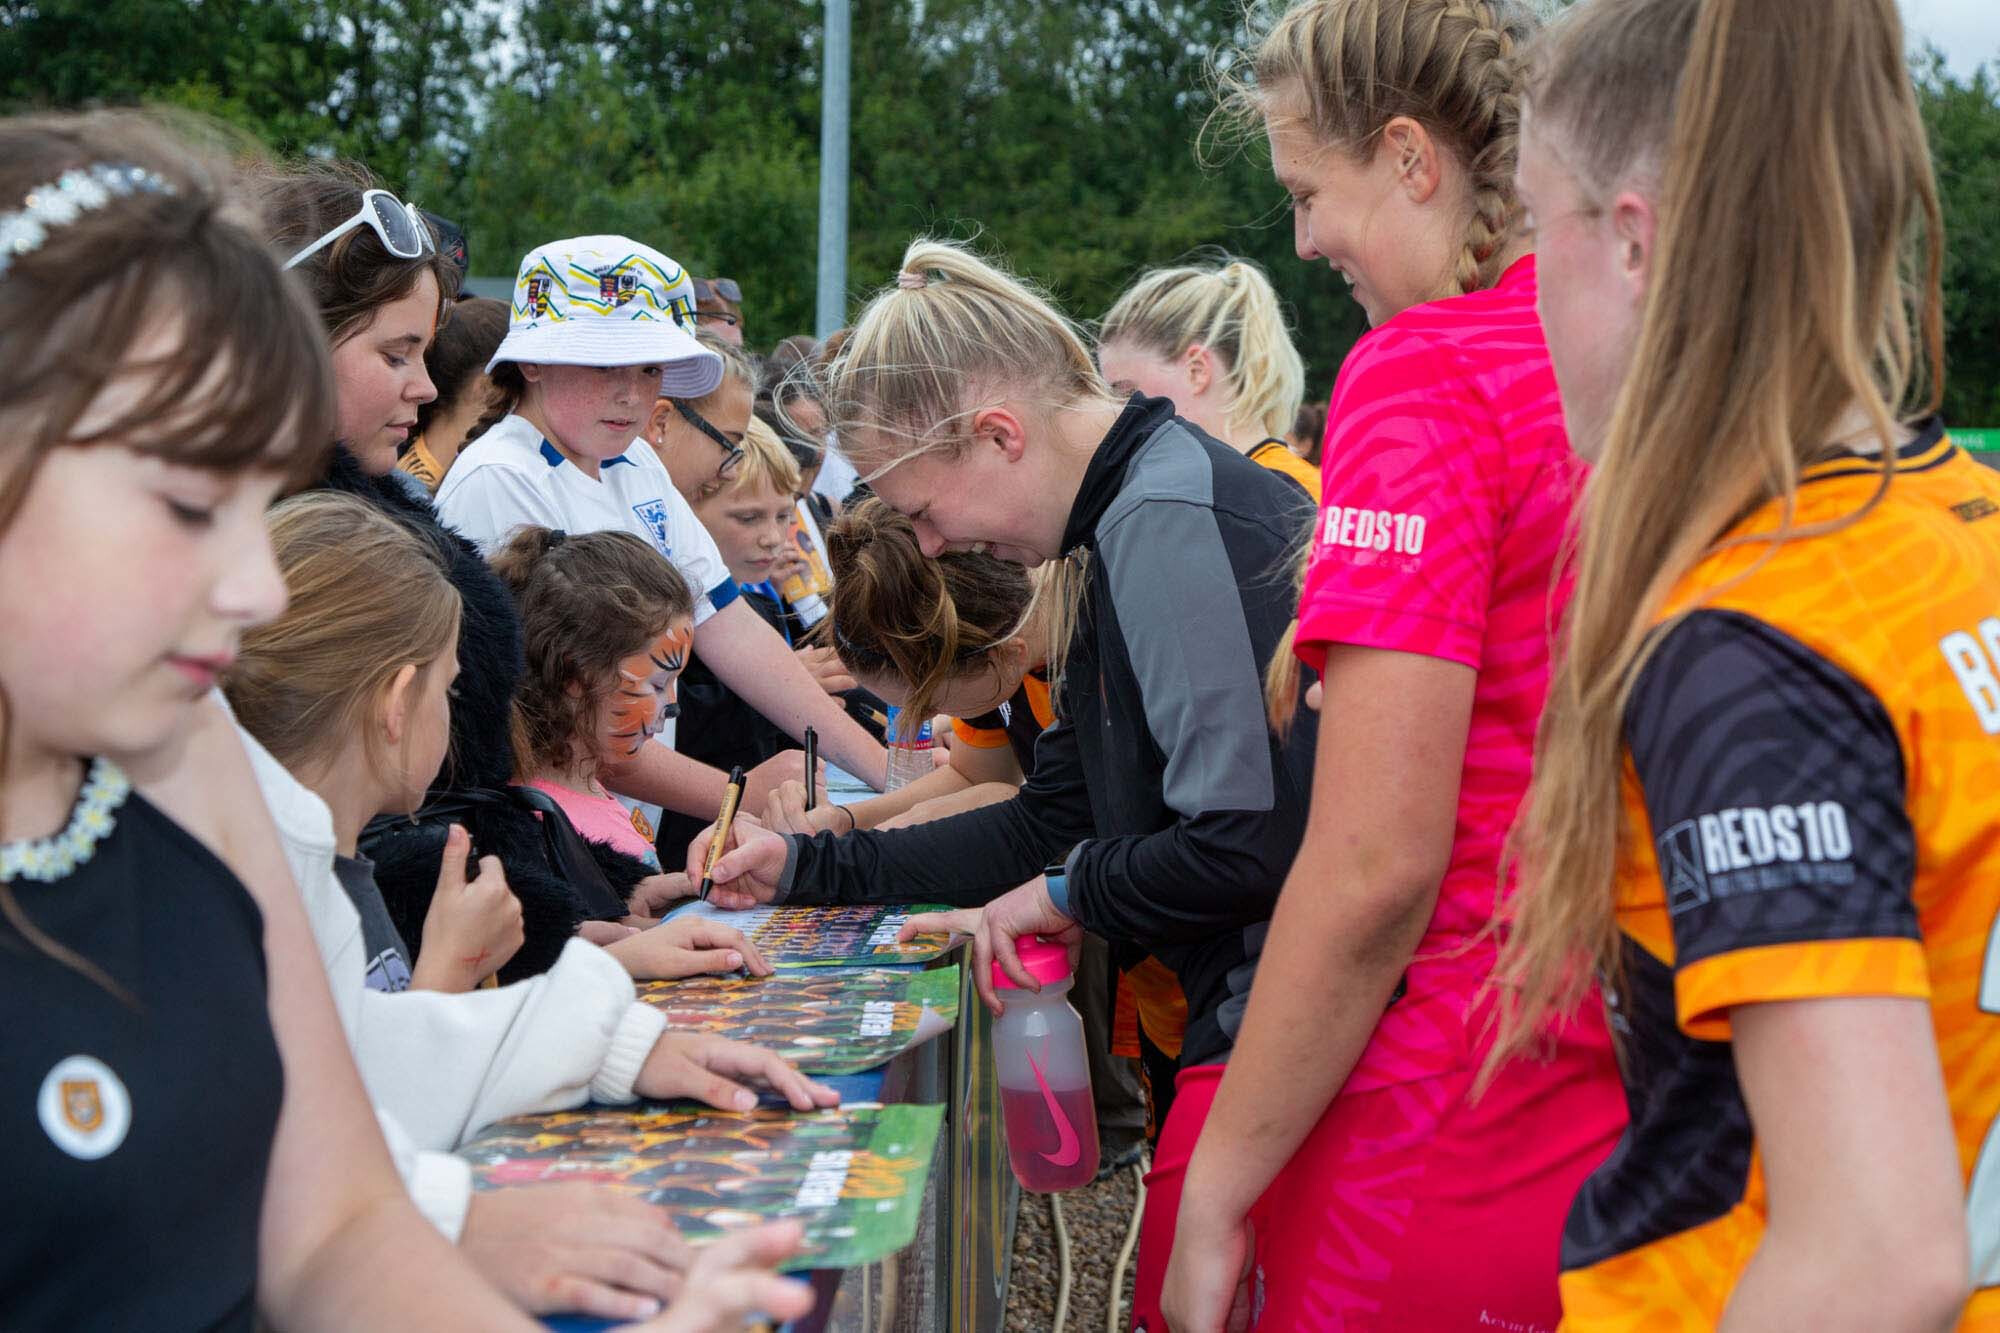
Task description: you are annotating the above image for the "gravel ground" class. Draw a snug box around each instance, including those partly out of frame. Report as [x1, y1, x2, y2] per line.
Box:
[1004, 1159, 1146, 1332]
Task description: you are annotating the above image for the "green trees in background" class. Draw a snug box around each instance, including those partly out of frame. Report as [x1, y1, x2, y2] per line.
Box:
[4, 1, 1995, 420]
[1919, 52, 2000, 429]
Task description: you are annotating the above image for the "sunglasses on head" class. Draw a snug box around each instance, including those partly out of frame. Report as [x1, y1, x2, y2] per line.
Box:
[694, 277, 742, 304]
[285, 188, 436, 271]
[670, 398, 744, 481]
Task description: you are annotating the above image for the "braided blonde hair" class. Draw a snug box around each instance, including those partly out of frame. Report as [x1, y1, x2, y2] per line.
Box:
[1220, 0, 1539, 297]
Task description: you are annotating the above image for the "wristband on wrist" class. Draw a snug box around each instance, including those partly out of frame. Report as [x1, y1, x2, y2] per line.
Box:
[837, 804, 856, 833]
[1043, 871, 1071, 918]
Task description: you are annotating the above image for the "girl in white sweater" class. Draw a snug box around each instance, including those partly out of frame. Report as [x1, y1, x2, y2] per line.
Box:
[228, 491, 839, 1314]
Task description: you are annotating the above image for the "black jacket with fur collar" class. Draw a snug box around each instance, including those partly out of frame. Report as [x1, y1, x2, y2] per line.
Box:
[318, 447, 655, 980]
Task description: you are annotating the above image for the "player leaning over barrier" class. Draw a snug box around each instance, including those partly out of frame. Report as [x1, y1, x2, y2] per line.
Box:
[687, 235, 1320, 1305]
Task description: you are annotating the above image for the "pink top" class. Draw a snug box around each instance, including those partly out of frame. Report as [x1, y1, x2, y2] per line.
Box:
[1296, 256, 1584, 1087]
[529, 778, 662, 872]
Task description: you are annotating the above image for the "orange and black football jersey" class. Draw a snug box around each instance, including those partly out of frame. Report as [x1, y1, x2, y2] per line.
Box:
[1561, 420, 2000, 1330]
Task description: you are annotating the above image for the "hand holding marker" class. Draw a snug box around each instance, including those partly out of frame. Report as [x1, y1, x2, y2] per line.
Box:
[699, 765, 746, 902]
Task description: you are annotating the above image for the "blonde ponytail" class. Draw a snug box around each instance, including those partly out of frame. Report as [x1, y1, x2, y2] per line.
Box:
[825, 237, 1122, 703]
[825, 236, 1112, 482]
[1099, 254, 1306, 441]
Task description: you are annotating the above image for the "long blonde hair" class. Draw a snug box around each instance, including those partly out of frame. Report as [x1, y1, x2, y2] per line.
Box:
[1099, 255, 1306, 441]
[824, 236, 1122, 702]
[228, 493, 462, 778]
[1486, 0, 1945, 1070]
[1217, 0, 1541, 298]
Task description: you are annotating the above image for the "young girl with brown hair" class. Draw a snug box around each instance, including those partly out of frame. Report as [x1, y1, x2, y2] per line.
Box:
[233, 492, 837, 1317]
[1492, 0, 1987, 1326]
[0, 109, 810, 1333]
[1159, 2, 1625, 1328]
[1098, 253, 1320, 495]
[230, 491, 522, 993]
[495, 525, 701, 886]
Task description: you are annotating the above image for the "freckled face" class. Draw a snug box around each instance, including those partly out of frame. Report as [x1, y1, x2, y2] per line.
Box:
[594, 621, 694, 761]
[529, 363, 665, 465]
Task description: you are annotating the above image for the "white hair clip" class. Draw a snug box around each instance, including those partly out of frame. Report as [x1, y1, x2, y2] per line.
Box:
[0, 163, 176, 280]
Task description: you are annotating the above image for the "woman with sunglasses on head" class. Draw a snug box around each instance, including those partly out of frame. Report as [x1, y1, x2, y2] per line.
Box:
[437, 235, 889, 845]
[692, 276, 744, 347]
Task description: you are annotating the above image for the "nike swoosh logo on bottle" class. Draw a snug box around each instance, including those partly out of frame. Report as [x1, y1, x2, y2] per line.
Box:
[1026, 1045, 1081, 1168]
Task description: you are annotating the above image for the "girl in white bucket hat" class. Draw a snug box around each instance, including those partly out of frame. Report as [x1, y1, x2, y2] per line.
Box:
[438, 236, 889, 836]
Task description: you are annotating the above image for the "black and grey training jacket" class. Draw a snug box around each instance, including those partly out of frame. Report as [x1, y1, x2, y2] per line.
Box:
[773, 394, 1320, 1068]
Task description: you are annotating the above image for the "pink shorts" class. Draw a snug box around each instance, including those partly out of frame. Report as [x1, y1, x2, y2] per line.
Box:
[1131, 1012, 1623, 1332]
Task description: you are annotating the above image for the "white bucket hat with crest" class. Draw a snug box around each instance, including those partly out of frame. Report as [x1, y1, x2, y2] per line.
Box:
[488, 235, 722, 397]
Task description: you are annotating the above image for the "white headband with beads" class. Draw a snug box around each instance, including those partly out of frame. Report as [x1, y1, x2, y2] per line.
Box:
[0, 163, 176, 280]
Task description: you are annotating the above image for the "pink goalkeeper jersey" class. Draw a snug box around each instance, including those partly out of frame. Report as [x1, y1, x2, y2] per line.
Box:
[1297, 256, 1586, 1087]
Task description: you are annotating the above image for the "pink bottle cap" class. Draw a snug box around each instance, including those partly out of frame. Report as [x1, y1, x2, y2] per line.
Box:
[991, 935, 1073, 991]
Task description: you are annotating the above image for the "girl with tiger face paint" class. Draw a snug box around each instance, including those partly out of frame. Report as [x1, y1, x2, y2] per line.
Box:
[491, 527, 699, 892]
[601, 626, 695, 763]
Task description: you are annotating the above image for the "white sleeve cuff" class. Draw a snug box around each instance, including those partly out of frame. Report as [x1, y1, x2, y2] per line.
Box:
[587, 1001, 669, 1105]
[409, 1149, 475, 1242]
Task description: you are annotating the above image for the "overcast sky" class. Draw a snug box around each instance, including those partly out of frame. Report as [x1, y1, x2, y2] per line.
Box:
[1903, 0, 1999, 76]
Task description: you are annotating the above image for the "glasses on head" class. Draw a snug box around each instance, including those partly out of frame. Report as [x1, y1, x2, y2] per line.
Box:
[694, 277, 742, 304]
[285, 188, 436, 271]
[670, 398, 744, 481]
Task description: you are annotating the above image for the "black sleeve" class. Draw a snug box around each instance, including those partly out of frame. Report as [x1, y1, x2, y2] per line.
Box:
[1626, 609, 1919, 969]
[779, 719, 1096, 907]
[583, 837, 656, 901]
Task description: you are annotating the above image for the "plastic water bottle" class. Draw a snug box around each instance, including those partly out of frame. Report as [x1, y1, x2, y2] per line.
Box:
[883, 706, 933, 792]
[992, 935, 1099, 1192]
[779, 503, 834, 628]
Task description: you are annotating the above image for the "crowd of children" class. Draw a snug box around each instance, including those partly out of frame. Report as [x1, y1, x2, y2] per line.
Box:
[2, 0, 1994, 1329]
